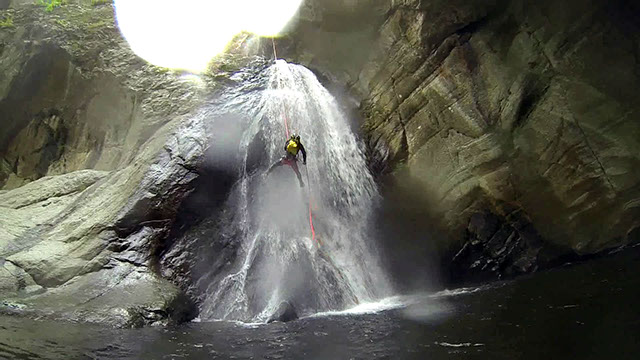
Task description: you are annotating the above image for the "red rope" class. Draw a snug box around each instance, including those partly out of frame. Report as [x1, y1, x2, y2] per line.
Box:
[309, 206, 316, 243]
[272, 37, 317, 245]
[282, 106, 290, 139]
[306, 167, 318, 245]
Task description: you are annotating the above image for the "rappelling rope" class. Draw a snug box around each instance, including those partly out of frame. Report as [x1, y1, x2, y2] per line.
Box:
[282, 102, 290, 139]
[305, 166, 319, 245]
[271, 37, 278, 62]
[272, 37, 318, 246]
[273, 38, 291, 139]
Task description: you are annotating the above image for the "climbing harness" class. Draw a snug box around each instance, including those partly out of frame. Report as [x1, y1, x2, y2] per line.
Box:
[272, 38, 318, 245]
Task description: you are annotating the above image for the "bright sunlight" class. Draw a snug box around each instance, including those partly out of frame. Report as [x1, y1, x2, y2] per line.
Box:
[114, 0, 303, 72]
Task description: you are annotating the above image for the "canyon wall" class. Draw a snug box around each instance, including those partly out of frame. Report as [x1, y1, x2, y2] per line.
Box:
[283, 0, 640, 278]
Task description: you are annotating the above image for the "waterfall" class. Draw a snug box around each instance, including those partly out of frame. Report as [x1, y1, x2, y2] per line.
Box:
[196, 60, 390, 322]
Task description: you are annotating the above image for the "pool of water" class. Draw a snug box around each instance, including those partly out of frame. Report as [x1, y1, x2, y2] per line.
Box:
[2, 246, 640, 359]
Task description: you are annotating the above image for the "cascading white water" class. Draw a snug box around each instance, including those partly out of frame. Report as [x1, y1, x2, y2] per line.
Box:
[198, 60, 390, 322]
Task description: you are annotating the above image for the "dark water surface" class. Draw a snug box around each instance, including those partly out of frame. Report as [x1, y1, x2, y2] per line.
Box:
[2, 247, 640, 360]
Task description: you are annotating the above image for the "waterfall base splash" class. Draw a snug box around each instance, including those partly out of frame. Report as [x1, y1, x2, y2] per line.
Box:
[164, 59, 391, 323]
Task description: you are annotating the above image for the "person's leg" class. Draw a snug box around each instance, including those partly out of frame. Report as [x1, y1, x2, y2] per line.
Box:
[267, 157, 286, 174]
[291, 161, 304, 187]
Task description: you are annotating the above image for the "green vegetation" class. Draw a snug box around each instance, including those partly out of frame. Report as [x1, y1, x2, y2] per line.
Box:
[86, 17, 112, 31]
[0, 15, 13, 29]
[154, 67, 171, 74]
[35, 0, 68, 12]
[55, 19, 71, 28]
[34, 0, 110, 13]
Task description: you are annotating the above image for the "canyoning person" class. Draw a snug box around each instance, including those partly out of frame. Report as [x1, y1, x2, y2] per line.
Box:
[267, 133, 307, 187]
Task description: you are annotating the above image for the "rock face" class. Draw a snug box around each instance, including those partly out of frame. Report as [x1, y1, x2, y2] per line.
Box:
[2, 0, 640, 325]
[0, 2, 221, 326]
[451, 211, 543, 282]
[267, 301, 299, 323]
[0, 117, 206, 326]
[0, 2, 208, 190]
[283, 0, 640, 277]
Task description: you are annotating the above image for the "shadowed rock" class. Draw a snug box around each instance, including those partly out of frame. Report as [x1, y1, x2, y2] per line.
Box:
[451, 211, 543, 282]
[268, 301, 299, 323]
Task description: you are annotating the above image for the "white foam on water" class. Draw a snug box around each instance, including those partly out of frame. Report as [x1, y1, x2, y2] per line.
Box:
[309, 295, 411, 318]
[429, 284, 500, 298]
[435, 342, 485, 348]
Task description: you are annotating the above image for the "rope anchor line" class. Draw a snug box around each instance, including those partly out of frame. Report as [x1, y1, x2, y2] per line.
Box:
[272, 37, 318, 246]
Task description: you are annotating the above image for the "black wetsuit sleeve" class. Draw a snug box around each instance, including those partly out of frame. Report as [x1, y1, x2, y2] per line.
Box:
[284, 140, 289, 152]
[299, 143, 307, 163]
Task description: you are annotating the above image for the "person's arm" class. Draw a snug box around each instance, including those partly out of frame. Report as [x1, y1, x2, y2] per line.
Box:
[299, 143, 307, 164]
[284, 140, 289, 152]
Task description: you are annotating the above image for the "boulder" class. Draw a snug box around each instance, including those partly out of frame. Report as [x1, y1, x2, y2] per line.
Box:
[0, 115, 206, 326]
[451, 211, 543, 282]
[268, 301, 299, 323]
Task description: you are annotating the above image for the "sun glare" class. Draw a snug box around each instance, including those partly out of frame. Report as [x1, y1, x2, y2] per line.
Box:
[114, 0, 303, 72]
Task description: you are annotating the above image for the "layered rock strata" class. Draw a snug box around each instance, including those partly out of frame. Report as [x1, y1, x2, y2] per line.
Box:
[283, 0, 640, 277]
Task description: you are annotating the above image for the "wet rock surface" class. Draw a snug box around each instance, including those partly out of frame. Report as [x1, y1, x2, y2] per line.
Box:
[451, 211, 543, 282]
[0, 2, 215, 189]
[0, 116, 208, 326]
[282, 0, 640, 275]
[268, 301, 299, 323]
[0, 2, 230, 326]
